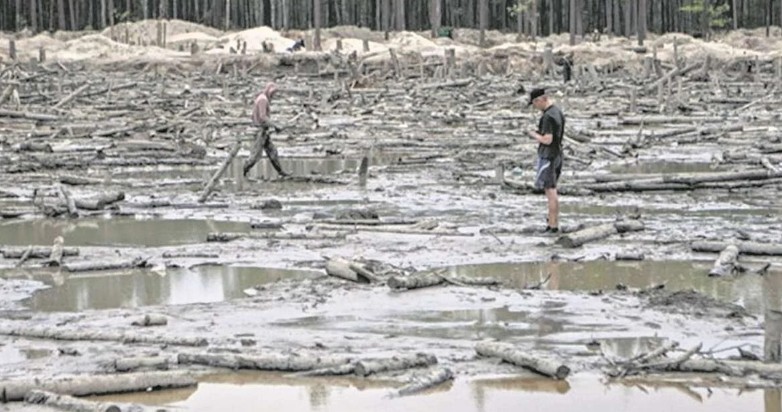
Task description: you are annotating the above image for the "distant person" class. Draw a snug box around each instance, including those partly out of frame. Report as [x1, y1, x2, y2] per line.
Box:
[286, 38, 305, 52]
[243, 82, 288, 177]
[527, 88, 565, 233]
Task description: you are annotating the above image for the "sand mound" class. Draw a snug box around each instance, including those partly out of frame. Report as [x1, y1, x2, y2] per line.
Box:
[321, 38, 388, 54]
[220, 26, 295, 53]
[54, 34, 184, 61]
[101, 19, 223, 42]
[322, 25, 385, 42]
[167, 31, 219, 46]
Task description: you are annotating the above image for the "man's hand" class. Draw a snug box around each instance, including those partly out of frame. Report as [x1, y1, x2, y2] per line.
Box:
[528, 130, 538, 140]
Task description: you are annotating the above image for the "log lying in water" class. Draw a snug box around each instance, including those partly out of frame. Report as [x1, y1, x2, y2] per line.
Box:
[63, 257, 148, 273]
[387, 269, 500, 291]
[207, 231, 347, 242]
[692, 241, 782, 256]
[0, 371, 196, 402]
[355, 353, 437, 377]
[114, 356, 170, 373]
[0, 323, 208, 347]
[475, 341, 570, 380]
[2, 246, 80, 259]
[74, 191, 125, 210]
[557, 220, 644, 248]
[26, 389, 153, 412]
[708, 245, 740, 277]
[131, 314, 168, 327]
[325, 257, 377, 283]
[177, 352, 352, 372]
[393, 367, 454, 397]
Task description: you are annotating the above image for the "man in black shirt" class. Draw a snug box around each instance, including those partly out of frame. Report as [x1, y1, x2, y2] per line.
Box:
[527, 88, 565, 233]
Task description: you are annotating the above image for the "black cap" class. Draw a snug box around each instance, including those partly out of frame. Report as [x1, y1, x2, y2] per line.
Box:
[527, 88, 546, 106]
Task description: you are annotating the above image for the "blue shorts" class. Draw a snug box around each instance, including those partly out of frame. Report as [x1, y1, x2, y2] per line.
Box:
[535, 156, 562, 190]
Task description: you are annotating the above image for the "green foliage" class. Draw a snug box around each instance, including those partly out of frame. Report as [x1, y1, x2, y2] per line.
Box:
[680, 0, 731, 29]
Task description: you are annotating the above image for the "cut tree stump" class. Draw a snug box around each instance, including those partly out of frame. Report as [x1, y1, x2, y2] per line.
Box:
[0, 371, 196, 402]
[48, 236, 65, 267]
[708, 244, 740, 277]
[475, 341, 570, 379]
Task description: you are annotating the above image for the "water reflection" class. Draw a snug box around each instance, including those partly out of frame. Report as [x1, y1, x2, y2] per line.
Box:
[446, 260, 771, 315]
[21, 265, 321, 312]
[0, 218, 248, 247]
[92, 372, 777, 412]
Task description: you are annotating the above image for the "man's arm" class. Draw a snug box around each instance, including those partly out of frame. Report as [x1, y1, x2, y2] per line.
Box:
[528, 116, 554, 145]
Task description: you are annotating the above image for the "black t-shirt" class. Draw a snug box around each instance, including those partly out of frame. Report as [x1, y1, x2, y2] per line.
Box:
[537, 105, 565, 159]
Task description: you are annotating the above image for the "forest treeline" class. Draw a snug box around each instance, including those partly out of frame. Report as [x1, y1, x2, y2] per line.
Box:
[1, 0, 781, 40]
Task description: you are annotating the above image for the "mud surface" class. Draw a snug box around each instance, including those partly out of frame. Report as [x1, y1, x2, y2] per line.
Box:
[2, 25, 782, 410]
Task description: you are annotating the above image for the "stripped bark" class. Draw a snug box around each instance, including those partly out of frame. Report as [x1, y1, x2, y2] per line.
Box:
[63, 257, 147, 273]
[692, 241, 782, 256]
[0, 323, 208, 347]
[2, 247, 79, 259]
[25, 390, 152, 412]
[0, 371, 196, 402]
[354, 353, 437, 376]
[394, 367, 453, 397]
[177, 352, 351, 372]
[475, 341, 570, 379]
[113, 356, 170, 372]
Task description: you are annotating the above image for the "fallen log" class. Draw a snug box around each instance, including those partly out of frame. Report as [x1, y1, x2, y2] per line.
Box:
[48, 236, 65, 267]
[0, 371, 196, 402]
[557, 220, 644, 248]
[177, 352, 351, 372]
[643, 61, 701, 94]
[207, 231, 347, 242]
[348, 262, 381, 283]
[14, 246, 33, 268]
[53, 83, 90, 109]
[74, 192, 125, 210]
[63, 257, 147, 273]
[18, 142, 53, 152]
[393, 367, 453, 397]
[26, 390, 153, 412]
[475, 341, 570, 380]
[615, 251, 645, 261]
[198, 142, 241, 203]
[708, 245, 740, 277]
[355, 353, 437, 377]
[293, 363, 357, 377]
[324, 257, 370, 283]
[0, 109, 59, 121]
[60, 175, 104, 186]
[2, 247, 79, 259]
[692, 241, 782, 256]
[131, 314, 168, 327]
[0, 323, 208, 347]
[114, 356, 170, 372]
[388, 269, 446, 290]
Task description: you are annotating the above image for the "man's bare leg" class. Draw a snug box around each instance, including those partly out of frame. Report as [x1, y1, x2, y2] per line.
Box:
[545, 188, 559, 229]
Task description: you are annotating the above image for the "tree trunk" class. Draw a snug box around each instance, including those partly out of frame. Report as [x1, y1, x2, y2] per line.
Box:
[314, 0, 322, 49]
[569, 0, 577, 44]
[108, 0, 115, 27]
[395, 0, 405, 30]
[624, 0, 631, 36]
[479, 0, 487, 46]
[607, 0, 613, 34]
[30, 0, 37, 32]
[732, 0, 738, 29]
[637, 0, 645, 45]
[548, 0, 554, 34]
[225, 0, 230, 29]
[431, 0, 440, 37]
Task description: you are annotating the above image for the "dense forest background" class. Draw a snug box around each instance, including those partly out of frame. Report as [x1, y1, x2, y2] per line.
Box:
[1, 0, 781, 40]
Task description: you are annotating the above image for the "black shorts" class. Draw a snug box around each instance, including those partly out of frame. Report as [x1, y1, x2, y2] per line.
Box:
[535, 156, 562, 190]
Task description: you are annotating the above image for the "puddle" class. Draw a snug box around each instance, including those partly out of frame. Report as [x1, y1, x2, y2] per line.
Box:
[20, 265, 322, 312]
[0, 217, 248, 247]
[0, 345, 51, 365]
[92, 371, 777, 412]
[609, 161, 721, 174]
[446, 260, 771, 315]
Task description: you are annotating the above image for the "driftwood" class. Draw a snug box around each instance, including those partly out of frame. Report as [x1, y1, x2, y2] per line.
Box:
[114, 356, 170, 372]
[557, 220, 644, 248]
[475, 341, 570, 380]
[207, 231, 347, 242]
[26, 390, 151, 412]
[0, 323, 208, 347]
[25, 390, 150, 412]
[692, 241, 782, 256]
[177, 352, 351, 372]
[708, 244, 740, 277]
[14, 246, 33, 268]
[387, 269, 500, 290]
[393, 367, 453, 397]
[59, 186, 79, 217]
[293, 363, 357, 377]
[74, 192, 125, 210]
[355, 353, 437, 377]
[48, 236, 65, 267]
[60, 175, 104, 186]
[2, 246, 79, 259]
[198, 142, 241, 203]
[63, 257, 147, 273]
[131, 314, 168, 327]
[0, 371, 196, 402]
[324, 257, 378, 283]
[615, 251, 645, 261]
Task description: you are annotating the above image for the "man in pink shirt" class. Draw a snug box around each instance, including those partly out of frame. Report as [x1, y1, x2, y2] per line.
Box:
[243, 82, 288, 177]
